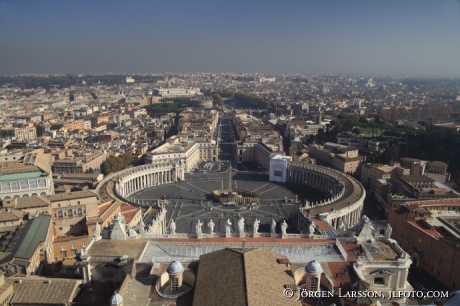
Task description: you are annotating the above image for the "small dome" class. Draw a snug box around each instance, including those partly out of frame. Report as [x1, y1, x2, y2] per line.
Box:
[110, 293, 123, 305]
[305, 260, 323, 274]
[167, 260, 184, 274]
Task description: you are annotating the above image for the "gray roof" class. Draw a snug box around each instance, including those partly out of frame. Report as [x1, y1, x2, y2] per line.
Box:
[402, 175, 434, 182]
[15, 215, 51, 260]
[0, 215, 51, 264]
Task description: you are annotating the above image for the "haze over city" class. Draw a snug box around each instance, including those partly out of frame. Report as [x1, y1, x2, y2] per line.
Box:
[2, 1, 460, 306]
[1, 0, 460, 76]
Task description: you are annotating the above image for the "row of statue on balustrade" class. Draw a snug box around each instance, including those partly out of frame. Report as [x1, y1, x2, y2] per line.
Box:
[96, 209, 393, 241]
[98, 211, 322, 239]
[169, 217, 300, 237]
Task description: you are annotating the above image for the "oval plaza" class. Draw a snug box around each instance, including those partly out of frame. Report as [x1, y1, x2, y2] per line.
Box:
[97, 152, 365, 236]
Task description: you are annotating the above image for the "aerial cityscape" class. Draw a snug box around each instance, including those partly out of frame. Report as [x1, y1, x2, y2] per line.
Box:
[1, 1, 460, 306]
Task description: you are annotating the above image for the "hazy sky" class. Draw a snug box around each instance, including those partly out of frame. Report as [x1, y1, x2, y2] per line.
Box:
[1, 0, 460, 76]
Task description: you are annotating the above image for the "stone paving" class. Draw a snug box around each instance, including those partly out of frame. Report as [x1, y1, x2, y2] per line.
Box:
[132, 172, 327, 235]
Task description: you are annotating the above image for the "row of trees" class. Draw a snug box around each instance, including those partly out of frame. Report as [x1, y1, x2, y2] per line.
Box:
[233, 93, 269, 109]
[144, 101, 181, 115]
[377, 101, 460, 121]
[211, 94, 224, 106]
[100, 154, 134, 175]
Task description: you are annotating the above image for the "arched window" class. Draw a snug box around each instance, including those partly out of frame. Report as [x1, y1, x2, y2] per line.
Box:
[68, 209, 73, 217]
[310, 276, 319, 292]
[57, 210, 63, 218]
[77, 208, 82, 216]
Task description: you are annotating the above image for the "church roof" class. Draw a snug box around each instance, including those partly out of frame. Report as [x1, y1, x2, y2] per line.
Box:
[192, 248, 298, 306]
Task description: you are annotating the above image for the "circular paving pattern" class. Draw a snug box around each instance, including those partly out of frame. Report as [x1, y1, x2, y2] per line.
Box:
[132, 171, 327, 235]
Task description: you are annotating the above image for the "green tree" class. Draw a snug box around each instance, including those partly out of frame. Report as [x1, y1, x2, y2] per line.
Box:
[211, 94, 224, 106]
[101, 154, 134, 175]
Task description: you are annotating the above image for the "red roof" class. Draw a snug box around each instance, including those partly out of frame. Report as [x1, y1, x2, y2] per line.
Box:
[120, 203, 140, 224]
[313, 217, 332, 231]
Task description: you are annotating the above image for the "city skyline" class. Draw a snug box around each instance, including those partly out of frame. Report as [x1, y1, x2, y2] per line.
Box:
[1, 0, 460, 76]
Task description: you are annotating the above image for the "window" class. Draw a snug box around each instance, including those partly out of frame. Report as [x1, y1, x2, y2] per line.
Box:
[68, 209, 73, 217]
[446, 262, 451, 270]
[57, 210, 63, 218]
[310, 277, 319, 291]
[171, 277, 179, 292]
[374, 278, 385, 286]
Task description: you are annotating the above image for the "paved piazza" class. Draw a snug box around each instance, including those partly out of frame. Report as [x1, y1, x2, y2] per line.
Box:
[132, 171, 327, 235]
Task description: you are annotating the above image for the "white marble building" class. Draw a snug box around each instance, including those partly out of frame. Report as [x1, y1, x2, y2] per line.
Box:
[269, 154, 292, 183]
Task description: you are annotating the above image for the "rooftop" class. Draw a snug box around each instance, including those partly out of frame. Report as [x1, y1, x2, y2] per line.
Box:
[361, 241, 399, 261]
[138, 241, 345, 264]
[0, 215, 51, 263]
[192, 248, 299, 306]
[7, 276, 81, 305]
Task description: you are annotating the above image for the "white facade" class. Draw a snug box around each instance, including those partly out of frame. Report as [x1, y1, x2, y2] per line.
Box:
[155, 87, 202, 99]
[269, 155, 292, 183]
[0, 176, 53, 200]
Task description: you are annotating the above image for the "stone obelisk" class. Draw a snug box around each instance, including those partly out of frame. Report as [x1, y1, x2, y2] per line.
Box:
[228, 166, 232, 191]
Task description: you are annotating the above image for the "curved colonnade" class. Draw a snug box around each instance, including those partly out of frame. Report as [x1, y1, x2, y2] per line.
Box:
[96, 160, 365, 235]
[288, 162, 365, 232]
[115, 160, 185, 204]
[96, 160, 185, 206]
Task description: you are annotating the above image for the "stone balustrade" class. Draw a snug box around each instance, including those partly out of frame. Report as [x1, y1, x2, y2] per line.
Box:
[288, 162, 365, 231]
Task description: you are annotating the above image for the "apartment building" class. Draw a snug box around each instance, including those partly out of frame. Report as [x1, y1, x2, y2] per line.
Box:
[146, 136, 219, 172]
[52, 151, 106, 174]
[0, 127, 37, 141]
[0, 215, 54, 276]
[389, 199, 460, 290]
[49, 190, 100, 237]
